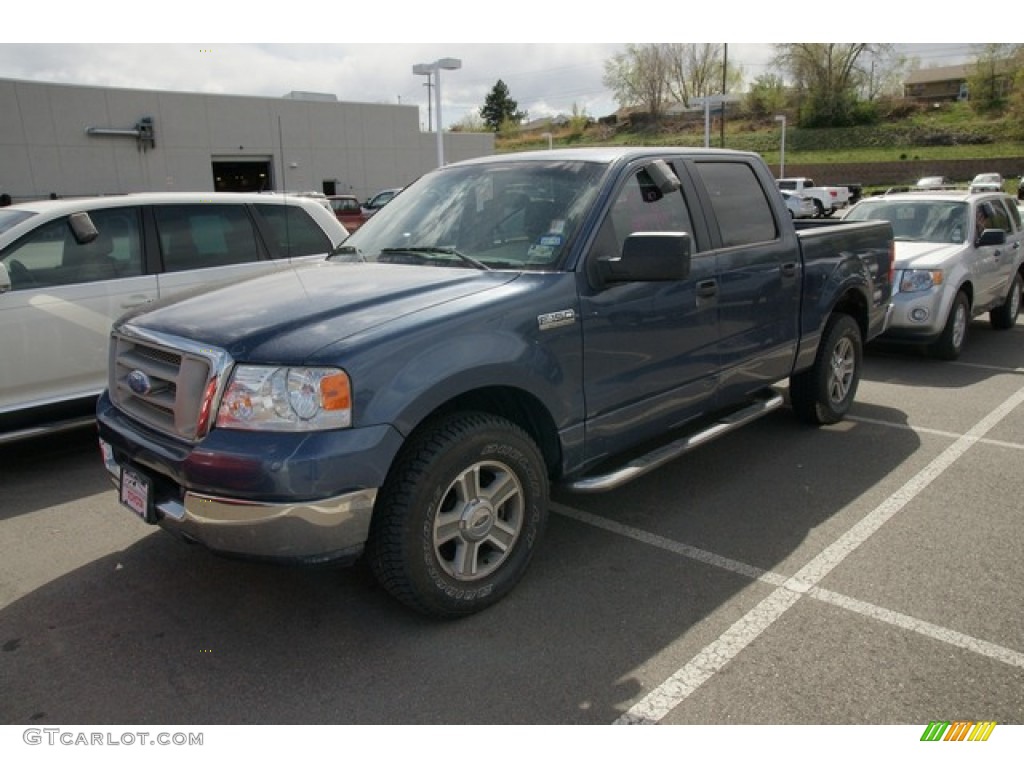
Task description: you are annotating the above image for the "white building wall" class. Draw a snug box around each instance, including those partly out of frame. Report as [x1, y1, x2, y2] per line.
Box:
[0, 78, 494, 202]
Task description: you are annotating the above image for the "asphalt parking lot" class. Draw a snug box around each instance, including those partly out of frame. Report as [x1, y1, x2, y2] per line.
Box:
[1, 316, 1022, 735]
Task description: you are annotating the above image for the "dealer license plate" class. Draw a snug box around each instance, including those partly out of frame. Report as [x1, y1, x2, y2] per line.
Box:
[120, 466, 154, 523]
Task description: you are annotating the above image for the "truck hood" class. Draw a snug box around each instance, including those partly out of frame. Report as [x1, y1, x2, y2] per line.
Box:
[119, 261, 521, 361]
[893, 241, 964, 270]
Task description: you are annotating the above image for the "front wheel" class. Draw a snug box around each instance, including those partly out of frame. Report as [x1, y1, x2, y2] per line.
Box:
[789, 313, 863, 425]
[990, 274, 1021, 330]
[366, 412, 549, 618]
[930, 291, 970, 360]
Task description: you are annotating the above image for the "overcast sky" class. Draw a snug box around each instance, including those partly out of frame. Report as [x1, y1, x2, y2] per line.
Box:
[1, 8, 987, 130]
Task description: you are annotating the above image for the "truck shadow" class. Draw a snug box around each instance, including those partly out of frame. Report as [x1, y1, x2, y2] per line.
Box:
[0, 402, 918, 725]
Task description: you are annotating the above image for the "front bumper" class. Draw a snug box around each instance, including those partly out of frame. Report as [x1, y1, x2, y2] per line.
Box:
[879, 283, 950, 343]
[97, 392, 402, 564]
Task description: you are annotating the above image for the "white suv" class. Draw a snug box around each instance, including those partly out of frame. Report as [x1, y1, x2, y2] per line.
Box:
[0, 192, 348, 442]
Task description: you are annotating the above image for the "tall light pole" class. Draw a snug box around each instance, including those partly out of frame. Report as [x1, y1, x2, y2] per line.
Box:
[774, 114, 787, 178]
[413, 57, 462, 168]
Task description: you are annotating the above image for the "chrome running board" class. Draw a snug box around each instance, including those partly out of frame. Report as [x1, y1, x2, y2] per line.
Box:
[566, 389, 784, 493]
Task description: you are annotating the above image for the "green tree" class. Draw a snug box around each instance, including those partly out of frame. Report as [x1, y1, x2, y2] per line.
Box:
[967, 43, 1020, 114]
[603, 43, 670, 118]
[772, 43, 890, 127]
[743, 73, 788, 119]
[480, 80, 526, 132]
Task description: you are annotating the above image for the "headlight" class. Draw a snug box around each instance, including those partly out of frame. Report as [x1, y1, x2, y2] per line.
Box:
[899, 269, 943, 293]
[216, 366, 351, 431]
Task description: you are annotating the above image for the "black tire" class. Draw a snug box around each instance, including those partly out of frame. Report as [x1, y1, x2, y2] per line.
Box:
[813, 199, 825, 218]
[366, 411, 549, 618]
[789, 313, 862, 425]
[990, 274, 1021, 330]
[930, 291, 970, 360]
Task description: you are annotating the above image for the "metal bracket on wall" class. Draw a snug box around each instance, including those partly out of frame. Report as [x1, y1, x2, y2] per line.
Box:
[85, 117, 156, 152]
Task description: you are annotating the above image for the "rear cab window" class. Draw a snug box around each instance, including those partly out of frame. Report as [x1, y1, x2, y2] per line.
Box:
[692, 161, 778, 247]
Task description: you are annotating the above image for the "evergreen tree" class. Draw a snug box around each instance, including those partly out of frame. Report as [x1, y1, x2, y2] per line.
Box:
[480, 80, 527, 132]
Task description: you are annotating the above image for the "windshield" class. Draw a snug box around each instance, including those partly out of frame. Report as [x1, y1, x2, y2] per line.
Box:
[330, 159, 607, 270]
[0, 209, 36, 236]
[845, 200, 969, 243]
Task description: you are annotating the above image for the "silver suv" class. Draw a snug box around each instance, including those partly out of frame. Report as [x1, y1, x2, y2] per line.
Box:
[844, 190, 1023, 359]
[0, 192, 348, 442]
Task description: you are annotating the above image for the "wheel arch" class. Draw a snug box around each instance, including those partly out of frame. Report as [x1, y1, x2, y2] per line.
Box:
[394, 385, 563, 483]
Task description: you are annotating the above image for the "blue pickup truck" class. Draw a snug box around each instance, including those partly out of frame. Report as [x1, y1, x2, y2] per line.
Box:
[97, 148, 893, 617]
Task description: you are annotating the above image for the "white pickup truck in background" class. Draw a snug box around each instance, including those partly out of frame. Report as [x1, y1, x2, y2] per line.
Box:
[777, 177, 851, 217]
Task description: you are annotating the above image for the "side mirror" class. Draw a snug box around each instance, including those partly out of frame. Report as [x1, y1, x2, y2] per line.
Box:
[598, 232, 692, 284]
[0, 262, 10, 294]
[68, 211, 99, 245]
[644, 160, 681, 195]
[977, 228, 1006, 247]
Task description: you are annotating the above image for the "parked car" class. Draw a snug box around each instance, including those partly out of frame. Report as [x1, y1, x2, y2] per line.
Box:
[0, 191, 348, 443]
[915, 176, 955, 190]
[361, 187, 402, 218]
[781, 190, 816, 219]
[1017, 175, 1023, 201]
[969, 173, 1003, 193]
[844, 190, 1024, 359]
[96, 147, 894, 617]
[776, 177, 850, 217]
[327, 194, 365, 232]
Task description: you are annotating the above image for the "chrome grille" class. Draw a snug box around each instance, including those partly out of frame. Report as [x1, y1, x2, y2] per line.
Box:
[109, 328, 228, 441]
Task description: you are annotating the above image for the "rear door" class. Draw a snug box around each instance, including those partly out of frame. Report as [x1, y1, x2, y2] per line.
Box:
[686, 158, 801, 404]
[152, 202, 278, 299]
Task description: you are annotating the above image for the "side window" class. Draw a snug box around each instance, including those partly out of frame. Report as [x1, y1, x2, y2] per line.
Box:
[601, 167, 695, 255]
[989, 200, 1012, 232]
[694, 162, 777, 247]
[0, 207, 142, 289]
[154, 204, 260, 273]
[1006, 199, 1022, 231]
[254, 204, 332, 258]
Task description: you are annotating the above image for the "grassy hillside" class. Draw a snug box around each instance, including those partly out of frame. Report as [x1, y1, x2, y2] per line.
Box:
[497, 101, 1024, 170]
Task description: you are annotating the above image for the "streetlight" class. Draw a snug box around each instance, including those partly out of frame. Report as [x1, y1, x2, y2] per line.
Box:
[413, 57, 462, 168]
[774, 114, 787, 178]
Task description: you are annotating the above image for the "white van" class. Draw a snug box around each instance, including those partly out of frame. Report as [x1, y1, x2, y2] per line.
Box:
[0, 192, 348, 442]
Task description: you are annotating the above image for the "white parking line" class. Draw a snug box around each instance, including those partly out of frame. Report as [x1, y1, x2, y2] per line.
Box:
[554, 381, 1024, 725]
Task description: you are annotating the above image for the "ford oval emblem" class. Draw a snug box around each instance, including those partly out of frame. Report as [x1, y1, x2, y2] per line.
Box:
[127, 369, 152, 396]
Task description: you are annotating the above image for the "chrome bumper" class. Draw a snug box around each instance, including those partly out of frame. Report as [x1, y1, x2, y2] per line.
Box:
[102, 441, 376, 563]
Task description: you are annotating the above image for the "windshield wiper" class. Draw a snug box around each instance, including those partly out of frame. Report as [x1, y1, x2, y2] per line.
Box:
[380, 246, 490, 270]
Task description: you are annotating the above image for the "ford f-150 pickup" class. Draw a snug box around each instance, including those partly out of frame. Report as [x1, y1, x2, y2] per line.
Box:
[96, 148, 894, 618]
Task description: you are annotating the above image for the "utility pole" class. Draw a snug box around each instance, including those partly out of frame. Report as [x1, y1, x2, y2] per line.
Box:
[720, 43, 727, 148]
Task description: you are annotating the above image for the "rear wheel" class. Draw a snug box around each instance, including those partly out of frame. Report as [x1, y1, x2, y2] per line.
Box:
[813, 199, 825, 218]
[931, 291, 969, 360]
[990, 274, 1021, 330]
[366, 412, 549, 618]
[789, 313, 862, 425]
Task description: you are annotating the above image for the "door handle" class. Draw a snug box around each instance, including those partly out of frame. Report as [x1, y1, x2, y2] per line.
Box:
[697, 280, 718, 298]
[781, 262, 798, 277]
